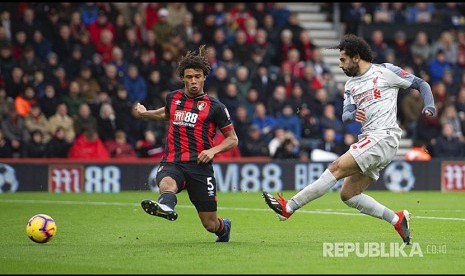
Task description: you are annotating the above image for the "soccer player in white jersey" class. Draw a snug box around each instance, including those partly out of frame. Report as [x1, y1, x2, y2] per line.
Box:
[263, 34, 436, 244]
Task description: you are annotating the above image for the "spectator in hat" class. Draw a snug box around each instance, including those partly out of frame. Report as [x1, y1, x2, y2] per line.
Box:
[152, 8, 173, 46]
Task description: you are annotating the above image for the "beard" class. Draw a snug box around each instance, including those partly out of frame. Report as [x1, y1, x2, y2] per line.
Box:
[342, 63, 359, 77]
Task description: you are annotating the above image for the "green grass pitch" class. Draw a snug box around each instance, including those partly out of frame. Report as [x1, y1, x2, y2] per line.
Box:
[1, 191, 464, 274]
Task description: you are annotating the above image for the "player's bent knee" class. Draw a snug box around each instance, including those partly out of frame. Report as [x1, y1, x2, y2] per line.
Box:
[340, 189, 359, 203]
[158, 177, 177, 192]
[342, 194, 360, 208]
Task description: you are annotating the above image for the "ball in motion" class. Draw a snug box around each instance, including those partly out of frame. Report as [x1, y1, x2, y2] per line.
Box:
[26, 214, 57, 243]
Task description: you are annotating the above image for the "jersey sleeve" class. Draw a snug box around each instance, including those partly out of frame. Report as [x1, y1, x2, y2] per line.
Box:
[382, 63, 436, 116]
[381, 63, 414, 89]
[213, 102, 234, 133]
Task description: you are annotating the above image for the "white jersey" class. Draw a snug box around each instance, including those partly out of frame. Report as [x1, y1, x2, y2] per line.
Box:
[344, 63, 412, 135]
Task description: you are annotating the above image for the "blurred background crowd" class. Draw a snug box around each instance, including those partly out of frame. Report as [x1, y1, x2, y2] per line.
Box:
[0, 2, 464, 161]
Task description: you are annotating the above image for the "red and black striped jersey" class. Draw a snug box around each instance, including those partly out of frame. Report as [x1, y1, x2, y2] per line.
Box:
[162, 89, 234, 162]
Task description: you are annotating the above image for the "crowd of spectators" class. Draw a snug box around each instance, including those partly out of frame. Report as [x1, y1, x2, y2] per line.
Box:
[340, 2, 465, 159]
[0, 3, 465, 161]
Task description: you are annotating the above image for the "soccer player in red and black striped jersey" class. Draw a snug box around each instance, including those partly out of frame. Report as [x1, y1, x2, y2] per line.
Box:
[135, 45, 238, 242]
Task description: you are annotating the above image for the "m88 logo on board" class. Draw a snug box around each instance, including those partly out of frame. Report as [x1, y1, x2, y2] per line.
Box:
[49, 165, 121, 193]
[49, 165, 84, 193]
[441, 161, 465, 191]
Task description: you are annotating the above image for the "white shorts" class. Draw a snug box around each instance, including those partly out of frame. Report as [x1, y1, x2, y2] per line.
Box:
[349, 129, 401, 181]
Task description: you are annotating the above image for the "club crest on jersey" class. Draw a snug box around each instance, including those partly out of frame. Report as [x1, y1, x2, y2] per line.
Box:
[197, 101, 207, 111]
[400, 69, 410, 77]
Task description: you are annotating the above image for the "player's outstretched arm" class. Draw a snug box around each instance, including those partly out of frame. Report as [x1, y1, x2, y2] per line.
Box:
[197, 128, 239, 164]
[134, 103, 169, 121]
[413, 78, 436, 117]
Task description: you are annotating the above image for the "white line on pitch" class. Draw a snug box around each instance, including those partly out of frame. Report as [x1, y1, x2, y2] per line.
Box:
[2, 199, 465, 222]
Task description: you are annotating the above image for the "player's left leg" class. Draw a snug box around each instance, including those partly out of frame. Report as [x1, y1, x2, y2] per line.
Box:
[341, 173, 410, 244]
[141, 164, 183, 221]
[186, 163, 231, 242]
[198, 211, 231, 242]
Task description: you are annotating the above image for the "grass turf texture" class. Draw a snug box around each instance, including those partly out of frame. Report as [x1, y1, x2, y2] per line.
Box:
[0, 191, 464, 274]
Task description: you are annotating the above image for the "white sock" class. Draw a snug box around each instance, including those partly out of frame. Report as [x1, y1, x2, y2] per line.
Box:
[343, 193, 397, 224]
[287, 169, 337, 213]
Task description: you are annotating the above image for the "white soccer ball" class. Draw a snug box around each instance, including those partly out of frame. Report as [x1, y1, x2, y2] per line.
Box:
[383, 161, 415, 192]
[147, 165, 160, 192]
[0, 163, 19, 193]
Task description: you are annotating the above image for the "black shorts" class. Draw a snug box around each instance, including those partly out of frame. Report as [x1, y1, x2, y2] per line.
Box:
[155, 162, 217, 212]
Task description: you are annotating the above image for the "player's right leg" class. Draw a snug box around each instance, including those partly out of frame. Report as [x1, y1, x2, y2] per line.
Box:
[141, 197, 178, 221]
[263, 152, 357, 220]
[141, 166, 182, 221]
[262, 192, 293, 221]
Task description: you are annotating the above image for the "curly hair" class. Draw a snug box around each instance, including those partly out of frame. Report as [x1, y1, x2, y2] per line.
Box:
[177, 44, 211, 79]
[332, 34, 373, 63]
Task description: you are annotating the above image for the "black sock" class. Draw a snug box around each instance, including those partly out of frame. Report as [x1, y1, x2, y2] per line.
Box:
[158, 192, 177, 210]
